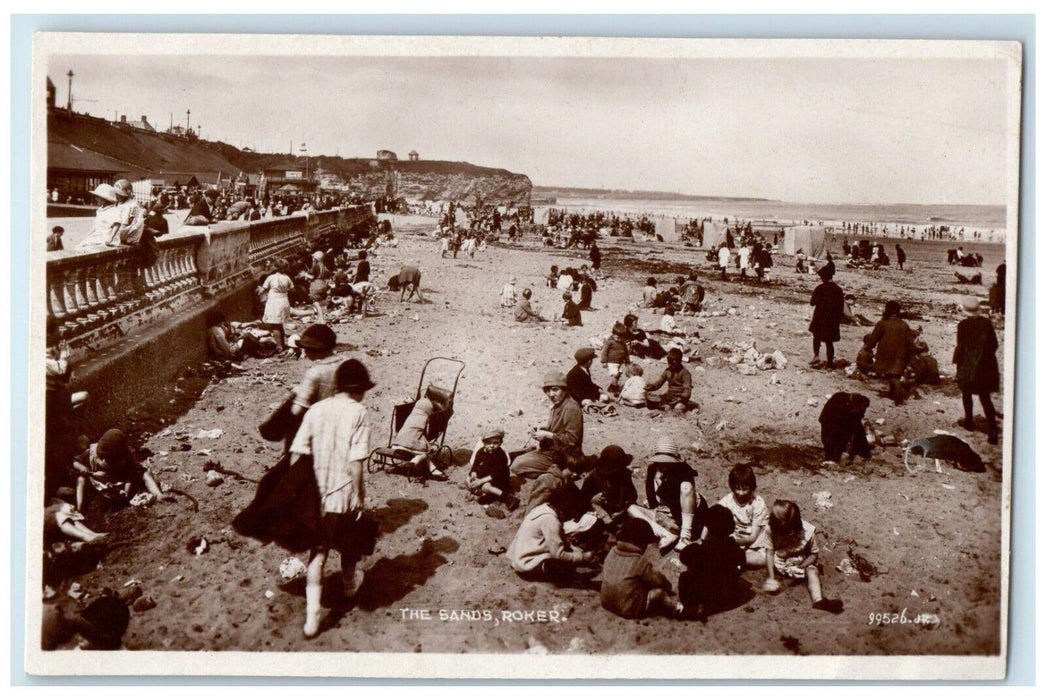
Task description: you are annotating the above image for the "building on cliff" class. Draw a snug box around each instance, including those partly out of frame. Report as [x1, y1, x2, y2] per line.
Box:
[376, 149, 398, 161]
[408, 150, 419, 161]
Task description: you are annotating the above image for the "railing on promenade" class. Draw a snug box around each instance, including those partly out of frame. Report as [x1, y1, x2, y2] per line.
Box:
[45, 204, 375, 350]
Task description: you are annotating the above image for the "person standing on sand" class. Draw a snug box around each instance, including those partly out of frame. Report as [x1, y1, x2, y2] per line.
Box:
[289, 359, 375, 639]
[953, 296, 1000, 445]
[718, 243, 731, 280]
[509, 372, 584, 480]
[863, 300, 914, 405]
[808, 265, 845, 370]
[589, 242, 602, 271]
[895, 244, 907, 271]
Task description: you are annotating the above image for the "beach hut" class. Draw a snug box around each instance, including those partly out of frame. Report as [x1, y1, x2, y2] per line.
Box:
[654, 217, 677, 242]
[782, 226, 830, 257]
[533, 207, 550, 226]
[701, 221, 733, 250]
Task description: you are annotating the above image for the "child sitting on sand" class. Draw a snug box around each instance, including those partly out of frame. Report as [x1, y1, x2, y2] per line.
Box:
[658, 305, 685, 335]
[645, 348, 693, 411]
[618, 363, 647, 408]
[718, 463, 771, 568]
[677, 505, 746, 622]
[507, 483, 599, 583]
[762, 500, 844, 614]
[600, 518, 684, 620]
[546, 265, 559, 289]
[500, 276, 518, 308]
[465, 427, 519, 511]
[514, 288, 545, 322]
[72, 429, 165, 512]
[559, 291, 583, 327]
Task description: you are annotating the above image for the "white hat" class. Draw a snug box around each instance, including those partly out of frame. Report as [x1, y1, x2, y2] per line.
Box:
[90, 183, 118, 203]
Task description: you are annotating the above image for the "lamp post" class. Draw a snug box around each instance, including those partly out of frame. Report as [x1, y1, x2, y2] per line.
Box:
[66, 70, 73, 111]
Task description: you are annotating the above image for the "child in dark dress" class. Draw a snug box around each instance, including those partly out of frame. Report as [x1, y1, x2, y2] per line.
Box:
[677, 505, 746, 622]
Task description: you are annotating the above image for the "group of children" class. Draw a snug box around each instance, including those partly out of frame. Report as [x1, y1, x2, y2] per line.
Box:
[464, 424, 844, 622]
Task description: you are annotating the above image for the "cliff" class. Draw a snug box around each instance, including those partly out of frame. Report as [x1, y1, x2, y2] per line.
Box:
[48, 109, 532, 205]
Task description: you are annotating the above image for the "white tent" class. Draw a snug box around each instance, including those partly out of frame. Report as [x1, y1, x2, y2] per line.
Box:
[782, 226, 830, 257]
[701, 221, 733, 250]
[654, 217, 678, 241]
[533, 207, 551, 226]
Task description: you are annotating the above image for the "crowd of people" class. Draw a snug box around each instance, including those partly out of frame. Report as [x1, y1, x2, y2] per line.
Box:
[41, 198, 1005, 648]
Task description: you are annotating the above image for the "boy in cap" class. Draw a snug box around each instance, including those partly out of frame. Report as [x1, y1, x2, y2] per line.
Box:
[600, 322, 630, 395]
[581, 445, 638, 526]
[290, 359, 375, 638]
[509, 372, 584, 480]
[466, 427, 518, 510]
[565, 347, 606, 406]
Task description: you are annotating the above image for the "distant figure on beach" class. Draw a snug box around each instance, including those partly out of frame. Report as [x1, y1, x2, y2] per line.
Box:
[718, 243, 731, 279]
[500, 276, 519, 308]
[895, 244, 907, 271]
[589, 243, 602, 271]
[808, 264, 845, 370]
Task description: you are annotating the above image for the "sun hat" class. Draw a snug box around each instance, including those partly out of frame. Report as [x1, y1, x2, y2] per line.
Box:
[596, 445, 633, 474]
[541, 371, 568, 389]
[335, 359, 375, 392]
[112, 179, 133, 199]
[312, 250, 324, 260]
[296, 324, 337, 352]
[89, 184, 118, 203]
[574, 347, 596, 363]
[95, 429, 130, 461]
[648, 437, 683, 464]
[960, 296, 981, 313]
[482, 426, 506, 441]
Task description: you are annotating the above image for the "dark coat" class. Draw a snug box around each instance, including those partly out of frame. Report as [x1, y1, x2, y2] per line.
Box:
[809, 281, 845, 343]
[677, 537, 745, 614]
[819, 392, 872, 462]
[866, 317, 914, 376]
[953, 315, 1000, 394]
[565, 364, 601, 404]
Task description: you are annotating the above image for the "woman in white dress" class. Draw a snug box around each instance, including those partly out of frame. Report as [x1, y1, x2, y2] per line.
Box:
[76, 184, 122, 249]
[259, 257, 294, 351]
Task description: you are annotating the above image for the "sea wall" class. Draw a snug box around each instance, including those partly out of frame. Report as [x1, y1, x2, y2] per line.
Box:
[46, 204, 376, 436]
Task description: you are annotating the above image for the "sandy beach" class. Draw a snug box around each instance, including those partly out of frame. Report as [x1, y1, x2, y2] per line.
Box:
[41, 215, 1006, 658]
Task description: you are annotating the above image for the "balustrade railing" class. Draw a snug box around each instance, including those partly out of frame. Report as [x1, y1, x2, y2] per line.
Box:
[46, 204, 375, 345]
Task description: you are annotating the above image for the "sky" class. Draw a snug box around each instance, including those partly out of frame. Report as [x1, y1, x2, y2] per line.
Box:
[45, 44, 1018, 206]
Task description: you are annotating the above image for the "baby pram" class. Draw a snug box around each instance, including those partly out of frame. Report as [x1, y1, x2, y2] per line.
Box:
[367, 357, 465, 481]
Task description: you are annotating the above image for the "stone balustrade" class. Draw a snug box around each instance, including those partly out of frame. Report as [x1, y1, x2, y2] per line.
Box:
[46, 204, 375, 350]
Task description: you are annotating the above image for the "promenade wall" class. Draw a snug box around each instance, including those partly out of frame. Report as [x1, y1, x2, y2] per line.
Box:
[44, 205, 376, 437]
